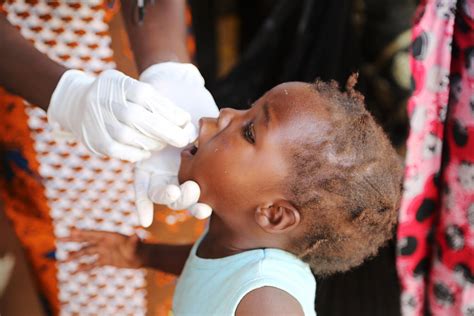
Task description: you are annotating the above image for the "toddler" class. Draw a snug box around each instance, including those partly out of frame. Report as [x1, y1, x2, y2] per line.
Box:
[64, 75, 402, 315]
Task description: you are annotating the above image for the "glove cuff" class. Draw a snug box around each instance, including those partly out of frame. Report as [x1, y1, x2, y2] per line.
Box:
[47, 69, 94, 137]
[139, 62, 205, 87]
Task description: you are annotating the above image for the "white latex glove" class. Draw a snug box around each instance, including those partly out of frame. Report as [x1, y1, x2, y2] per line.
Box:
[48, 69, 194, 162]
[135, 62, 219, 226]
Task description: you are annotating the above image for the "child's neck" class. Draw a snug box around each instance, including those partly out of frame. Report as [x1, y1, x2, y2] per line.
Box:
[196, 213, 292, 259]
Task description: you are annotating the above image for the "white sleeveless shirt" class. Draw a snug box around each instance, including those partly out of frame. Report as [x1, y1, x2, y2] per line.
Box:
[173, 234, 317, 315]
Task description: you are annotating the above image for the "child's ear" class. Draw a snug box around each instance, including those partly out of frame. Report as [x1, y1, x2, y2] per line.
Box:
[255, 200, 301, 233]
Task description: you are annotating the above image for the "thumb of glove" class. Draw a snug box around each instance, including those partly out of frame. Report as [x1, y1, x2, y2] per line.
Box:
[148, 184, 181, 205]
[168, 181, 201, 211]
[134, 168, 154, 227]
[189, 203, 213, 219]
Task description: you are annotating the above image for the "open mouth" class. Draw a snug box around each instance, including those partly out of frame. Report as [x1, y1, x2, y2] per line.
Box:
[191, 139, 199, 155]
[182, 140, 199, 157]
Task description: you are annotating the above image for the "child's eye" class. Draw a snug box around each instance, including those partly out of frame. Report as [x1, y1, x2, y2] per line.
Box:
[243, 122, 256, 144]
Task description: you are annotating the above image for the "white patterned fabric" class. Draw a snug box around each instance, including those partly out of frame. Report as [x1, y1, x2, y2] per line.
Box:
[3, 1, 147, 315]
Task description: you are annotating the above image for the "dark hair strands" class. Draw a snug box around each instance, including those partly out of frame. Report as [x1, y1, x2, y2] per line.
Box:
[290, 74, 403, 276]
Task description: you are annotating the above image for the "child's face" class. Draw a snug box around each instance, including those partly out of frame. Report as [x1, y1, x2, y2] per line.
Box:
[179, 82, 330, 226]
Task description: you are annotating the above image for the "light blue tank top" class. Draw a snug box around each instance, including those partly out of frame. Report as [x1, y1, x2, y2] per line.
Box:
[172, 233, 317, 315]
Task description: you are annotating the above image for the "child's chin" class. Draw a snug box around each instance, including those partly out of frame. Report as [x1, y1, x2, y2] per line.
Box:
[177, 168, 185, 184]
[177, 157, 191, 184]
[177, 166, 191, 185]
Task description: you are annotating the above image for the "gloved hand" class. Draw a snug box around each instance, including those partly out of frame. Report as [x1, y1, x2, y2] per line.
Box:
[134, 62, 219, 226]
[48, 69, 194, 162]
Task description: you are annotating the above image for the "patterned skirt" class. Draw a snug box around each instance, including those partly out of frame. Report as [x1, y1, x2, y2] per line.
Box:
[396, 1, 474, 315]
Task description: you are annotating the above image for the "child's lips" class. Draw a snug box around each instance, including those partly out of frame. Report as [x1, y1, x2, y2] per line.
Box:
[181, 142, 198, 158]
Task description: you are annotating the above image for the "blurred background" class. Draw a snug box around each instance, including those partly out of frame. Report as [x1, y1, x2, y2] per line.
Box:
[1, 0, 416, 315]
[183, 1, 415, 315]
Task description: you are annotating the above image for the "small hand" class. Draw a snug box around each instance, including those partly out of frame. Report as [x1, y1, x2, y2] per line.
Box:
[59, 229, 142, 271]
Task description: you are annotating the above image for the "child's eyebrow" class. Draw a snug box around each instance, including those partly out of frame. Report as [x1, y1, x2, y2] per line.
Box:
[250, 102, 271, 127]
[263, 102, 271, 128]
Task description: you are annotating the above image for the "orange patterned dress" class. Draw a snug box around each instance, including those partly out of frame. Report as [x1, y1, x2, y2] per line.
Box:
[0, 1, 201, 315]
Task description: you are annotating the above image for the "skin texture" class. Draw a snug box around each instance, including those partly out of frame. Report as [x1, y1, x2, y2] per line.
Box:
[67, 78, 401, 313]
[0, 0, 188, 110]
[178, 82, 331, 259]
[67, 77, 402, 315]
[179, 83, 329, 315]
[0, 3, 313, 315]
[60, 229, 192, 275]
[236, 287, 304, 316]
[177, 82, 331, 314]
[70, 82, 329, 314]
[61, 229, 143, 271]
[121, 0, 190, 72]
[0, 16, 65, 111]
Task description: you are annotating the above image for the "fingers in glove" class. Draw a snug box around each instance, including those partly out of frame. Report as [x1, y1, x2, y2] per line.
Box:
[107, 121, 165, 151]
[83, 128, 151, 162]
[134, 168, 154, 227]
[168, 181, 200, 210]
[190, 203, 213, 219]
[100, 139, 151, 162]
[150, 184, 181, 206]
[147, 172, 181, 205]
[126, 83, 191, 127]
[183, 122, 199, 143]
[114, 102, 190, 148]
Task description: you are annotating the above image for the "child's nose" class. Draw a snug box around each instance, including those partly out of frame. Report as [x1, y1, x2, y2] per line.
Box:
[198, 117, 218, 140]
[198, 108, 242, 140]
[217, 108, 238, 129]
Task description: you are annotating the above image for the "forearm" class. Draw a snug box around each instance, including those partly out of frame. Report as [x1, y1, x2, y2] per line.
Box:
[0, 15, 66, 111]
[136, 242, 193, 275]
[121, 0, 190, 73]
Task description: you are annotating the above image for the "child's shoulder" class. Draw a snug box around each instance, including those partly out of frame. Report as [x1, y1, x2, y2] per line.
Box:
[175, 247, 316, 315]
[232, 248, 317, 316]
[245, 248, 316, 291]
[223, 248, 316, 311]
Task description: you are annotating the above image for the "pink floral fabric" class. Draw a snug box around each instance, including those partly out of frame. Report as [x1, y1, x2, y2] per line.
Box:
[397, 0, 474, 315]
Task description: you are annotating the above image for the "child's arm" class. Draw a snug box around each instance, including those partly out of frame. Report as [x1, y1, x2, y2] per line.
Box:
[236, 287, 304, 316]
[137, 241, 192, 275]
[61, 229, 192, 275]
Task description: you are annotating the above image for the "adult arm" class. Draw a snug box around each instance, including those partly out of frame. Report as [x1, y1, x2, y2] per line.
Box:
[0, 13, 193, 162]
[0, 0, 191, 109]
[121, 0, 190, 71]
[0, 15, 65, 111]
[120, 1, 217, 225]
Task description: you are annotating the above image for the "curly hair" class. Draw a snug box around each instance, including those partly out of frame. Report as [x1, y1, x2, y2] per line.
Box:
[289, 74, 403, 276]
